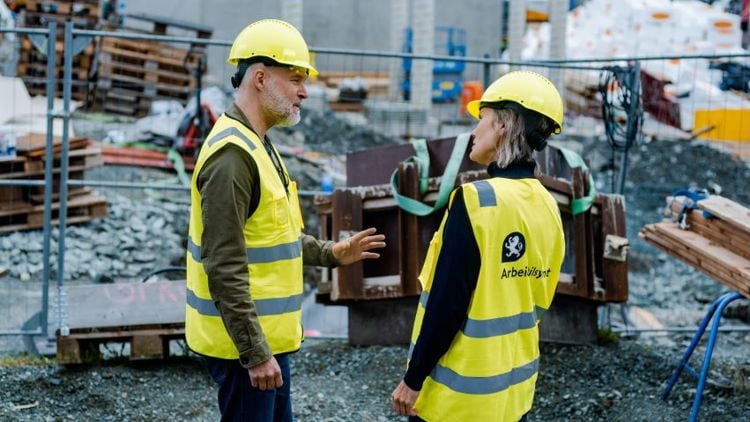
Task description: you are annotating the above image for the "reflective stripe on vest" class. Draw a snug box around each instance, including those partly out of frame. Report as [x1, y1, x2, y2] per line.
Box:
[206, 127, 257, 150]
[187, 236, 302, 264]
[186, 288, 304, 317]
[431, 358, 539, 395]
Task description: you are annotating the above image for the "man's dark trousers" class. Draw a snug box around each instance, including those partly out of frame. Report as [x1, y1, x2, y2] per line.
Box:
[206, 353, 292, 422]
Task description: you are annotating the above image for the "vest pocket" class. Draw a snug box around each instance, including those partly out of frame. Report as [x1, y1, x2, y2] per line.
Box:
[273, 195, 291, 228]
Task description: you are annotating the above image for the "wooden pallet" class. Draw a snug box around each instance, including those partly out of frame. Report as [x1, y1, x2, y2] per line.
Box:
[0, 147, 102, 180]
[0, 193, 107, 233]
[56, 280, 187, 364]
[57, 325, 185, 364]
[26, 0, 100, 17]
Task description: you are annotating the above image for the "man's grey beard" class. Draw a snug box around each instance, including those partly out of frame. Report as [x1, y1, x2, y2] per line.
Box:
[265, 82, 301, 127]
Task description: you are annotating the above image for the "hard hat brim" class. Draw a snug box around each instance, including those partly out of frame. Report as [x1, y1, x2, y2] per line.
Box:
[466, 100, 481, 120]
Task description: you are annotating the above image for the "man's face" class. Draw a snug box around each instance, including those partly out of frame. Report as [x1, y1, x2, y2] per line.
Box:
[262, 66, 308, 127]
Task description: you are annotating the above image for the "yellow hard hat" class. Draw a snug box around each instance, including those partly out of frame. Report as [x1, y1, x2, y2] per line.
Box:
[466, 70, 563, 134]
[227, 19, 318, 76]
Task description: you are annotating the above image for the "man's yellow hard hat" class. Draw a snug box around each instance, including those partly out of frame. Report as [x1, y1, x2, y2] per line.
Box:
[227, 19, 318, 76]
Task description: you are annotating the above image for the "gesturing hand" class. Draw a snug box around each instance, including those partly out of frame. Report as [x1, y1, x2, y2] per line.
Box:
[391, 380, 419, 417]
[248, 357, 283, 391]
[332, 227, 386, 266]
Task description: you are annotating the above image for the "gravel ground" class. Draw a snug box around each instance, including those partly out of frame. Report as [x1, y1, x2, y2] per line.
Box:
[1, 337, 749, 421]
[2, 119, 750, 420]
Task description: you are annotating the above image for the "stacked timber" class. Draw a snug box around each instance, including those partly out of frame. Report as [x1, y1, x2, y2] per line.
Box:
[640, 195, 750, 297]
[16, 0, 100, 101]
[0, 133, 106, 233]
[91, 13, 212, 116]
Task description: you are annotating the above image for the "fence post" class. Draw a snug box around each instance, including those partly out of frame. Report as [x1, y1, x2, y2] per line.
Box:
[56, 21, 75, 337]
[483, 54, 491, 88]
[40, 21, 58, 338]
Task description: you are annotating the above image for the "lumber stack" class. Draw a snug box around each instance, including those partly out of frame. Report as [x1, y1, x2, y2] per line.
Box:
[639, 195, 750, 297]
[0, 133, 106, 233]
[90, 12, 212, 116]
[16, 0, 100, 101]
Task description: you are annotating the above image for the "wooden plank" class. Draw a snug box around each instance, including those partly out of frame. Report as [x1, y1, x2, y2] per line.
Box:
[63, 280, 186, 330]
[600, 194, 628, 302]
[131, 335, 166, 360]
[399, 161, 421, 296]
[15, 133, 89, 157]
[331, 190, 364, 300]
[697, 196, 750, 235]
[641, 223, 750, 295]
[570, 167, 593, 298]
[669, 199, 750, 260]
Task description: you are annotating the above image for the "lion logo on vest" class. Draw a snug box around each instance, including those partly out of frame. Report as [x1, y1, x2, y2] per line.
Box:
[502, 232, 526, 263]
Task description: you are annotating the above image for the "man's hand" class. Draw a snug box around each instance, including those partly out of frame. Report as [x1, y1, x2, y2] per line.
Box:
[332, 227, 386, 266]
[248, 357, 283, 391]
[391, 380, 419, 417]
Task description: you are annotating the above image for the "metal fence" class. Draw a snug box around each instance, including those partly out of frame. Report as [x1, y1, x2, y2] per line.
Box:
[1, 21, 750, 353]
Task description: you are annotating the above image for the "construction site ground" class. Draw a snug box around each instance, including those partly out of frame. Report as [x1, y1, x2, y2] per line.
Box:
[1, 117, 750, 420]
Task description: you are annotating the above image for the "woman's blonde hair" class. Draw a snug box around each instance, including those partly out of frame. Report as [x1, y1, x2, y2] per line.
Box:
[489, 107, 555, 168]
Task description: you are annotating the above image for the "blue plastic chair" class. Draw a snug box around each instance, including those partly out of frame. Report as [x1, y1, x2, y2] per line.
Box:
[660, 291, 745, 422]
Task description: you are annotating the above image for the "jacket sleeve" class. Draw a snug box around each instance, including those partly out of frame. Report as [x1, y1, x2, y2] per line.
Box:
[403, 187, 482, 390]
[301, 235, 339, 267]
[198, 144, 271, 368]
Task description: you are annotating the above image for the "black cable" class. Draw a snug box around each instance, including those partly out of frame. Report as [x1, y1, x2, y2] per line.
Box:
[598, 64, 643, 153]
[140, 266, 186, 283]
[598, 63, 644, 194]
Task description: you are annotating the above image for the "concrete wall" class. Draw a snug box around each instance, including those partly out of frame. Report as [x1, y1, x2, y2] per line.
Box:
[120, 0, 503, 86]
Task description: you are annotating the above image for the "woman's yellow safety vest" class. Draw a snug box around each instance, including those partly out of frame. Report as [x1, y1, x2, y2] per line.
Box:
[185, 115, 305, 359]
[410, 177, 564, 421]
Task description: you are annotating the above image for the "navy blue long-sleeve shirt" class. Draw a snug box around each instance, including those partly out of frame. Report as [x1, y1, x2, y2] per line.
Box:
[403, 160, 537, 390]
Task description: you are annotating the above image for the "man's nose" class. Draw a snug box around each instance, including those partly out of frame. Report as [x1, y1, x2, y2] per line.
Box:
[299, 83, 308, 99]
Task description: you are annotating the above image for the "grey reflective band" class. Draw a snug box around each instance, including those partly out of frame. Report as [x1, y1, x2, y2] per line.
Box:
[431, 358, 539, 395]
[473, 180, 497, 207]
[186, 288, 221, 317]
[535, 306, 547, 322]
[246, 239, 302, 263]
[186, 288, 304, 317]
[187, 236, 202, 263]
[419, 290, 429, 308]
[462, 310, 537, 338]
[255, 293, 304, 316]
[206, 127, 257, 150]
[419, 291, 543, 339]
[187, 237, 301, 264]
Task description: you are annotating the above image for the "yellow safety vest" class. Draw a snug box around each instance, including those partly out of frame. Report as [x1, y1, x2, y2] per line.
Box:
[185, 115, 305, 359]
[410, 177, 565, 421]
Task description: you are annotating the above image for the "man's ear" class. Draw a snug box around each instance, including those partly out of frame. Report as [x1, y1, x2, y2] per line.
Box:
[250, 67, 267, 91]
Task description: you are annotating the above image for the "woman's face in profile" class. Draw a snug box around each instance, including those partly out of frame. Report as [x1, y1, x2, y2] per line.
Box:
[469, 109, 504, 166]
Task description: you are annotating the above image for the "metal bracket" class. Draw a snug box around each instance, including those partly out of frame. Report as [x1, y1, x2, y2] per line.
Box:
[603, 234, 629, 262]
[27, 34, 49, 56]
[72, 35, 94, 56]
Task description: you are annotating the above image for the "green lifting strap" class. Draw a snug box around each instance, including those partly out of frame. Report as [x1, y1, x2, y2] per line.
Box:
[390, 133, 471, 216]
[556, 146, 596, 215]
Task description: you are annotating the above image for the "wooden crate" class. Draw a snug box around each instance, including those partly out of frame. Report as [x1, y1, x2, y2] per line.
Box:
[56, 280, 187, 364]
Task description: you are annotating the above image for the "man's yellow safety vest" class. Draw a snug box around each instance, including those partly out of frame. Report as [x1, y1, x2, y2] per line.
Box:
[410, 177, 565, 421]
[185, 115, 305, 359]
